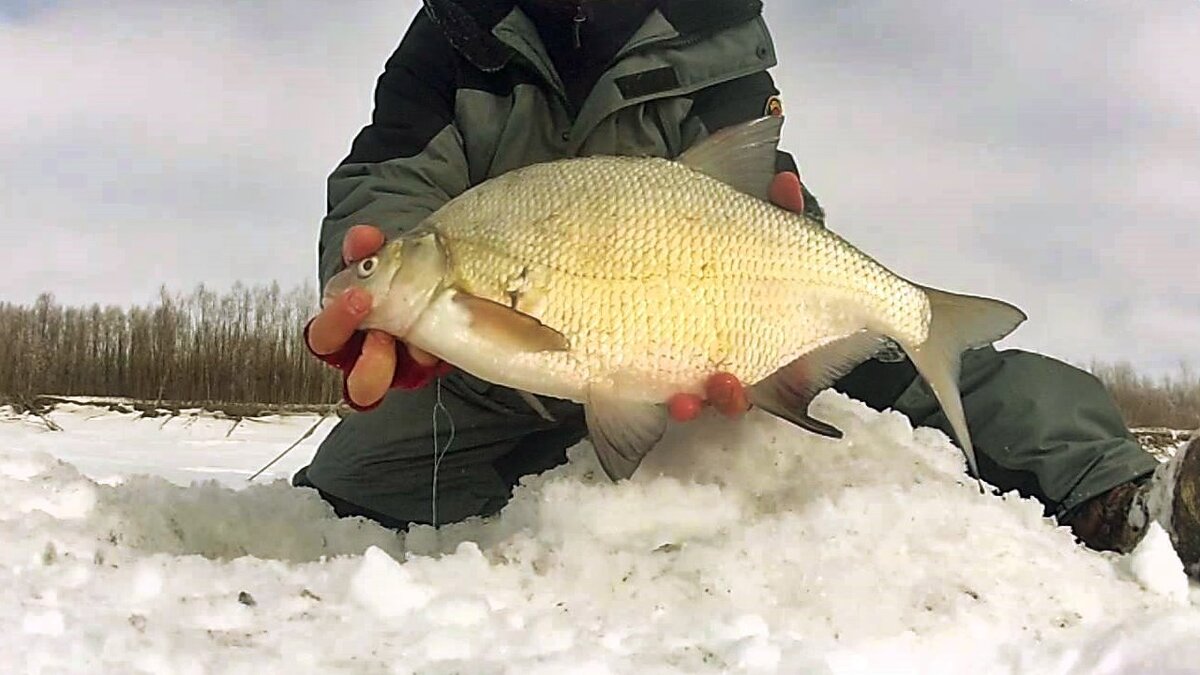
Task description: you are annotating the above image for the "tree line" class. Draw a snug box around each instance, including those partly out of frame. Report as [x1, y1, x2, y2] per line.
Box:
[1088, 361, 1200, 431]
[0, 284, 341, 405]
[0, 284, 1197, 429]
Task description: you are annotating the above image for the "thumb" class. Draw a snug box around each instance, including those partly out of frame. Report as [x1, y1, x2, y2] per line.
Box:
[769, 172, 805, 214]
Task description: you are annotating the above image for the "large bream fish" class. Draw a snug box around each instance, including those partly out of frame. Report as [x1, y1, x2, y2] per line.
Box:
[324, 117, 1026, 481]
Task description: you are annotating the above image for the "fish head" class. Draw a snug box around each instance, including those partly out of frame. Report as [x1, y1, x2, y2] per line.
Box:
[321, 230, 448, 338]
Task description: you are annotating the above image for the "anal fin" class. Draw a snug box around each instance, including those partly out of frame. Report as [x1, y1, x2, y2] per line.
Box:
[585, 387, 669, 481]
[749, 331, 886, 438]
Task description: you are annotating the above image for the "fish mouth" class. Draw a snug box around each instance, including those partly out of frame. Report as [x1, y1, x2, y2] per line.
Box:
[320, 267, 358, 309]
[319, 259, 403, 310]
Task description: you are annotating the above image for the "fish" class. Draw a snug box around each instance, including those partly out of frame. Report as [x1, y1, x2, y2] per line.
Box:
[322, 116, 1026, 482]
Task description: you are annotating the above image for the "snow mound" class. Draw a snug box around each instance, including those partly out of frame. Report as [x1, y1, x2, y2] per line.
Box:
[1, 393, 1197, 673]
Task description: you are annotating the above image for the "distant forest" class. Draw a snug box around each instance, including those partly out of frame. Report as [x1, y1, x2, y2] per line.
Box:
[1087, 361, 1199, 431]
[0, 284, 1197, 429]
[0, 284, 340, 406]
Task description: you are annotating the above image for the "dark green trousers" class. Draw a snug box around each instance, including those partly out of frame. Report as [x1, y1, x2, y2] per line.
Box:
[297, 347, 1158, 527]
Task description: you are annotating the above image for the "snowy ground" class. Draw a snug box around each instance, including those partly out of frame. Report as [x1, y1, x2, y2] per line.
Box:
[2, 396, 1198, 674]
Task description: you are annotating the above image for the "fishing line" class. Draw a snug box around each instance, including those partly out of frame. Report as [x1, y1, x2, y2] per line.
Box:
[430, 377, 456, 528]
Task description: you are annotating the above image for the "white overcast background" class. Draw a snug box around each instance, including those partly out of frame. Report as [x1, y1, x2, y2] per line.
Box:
[1, 0, 1197, 375]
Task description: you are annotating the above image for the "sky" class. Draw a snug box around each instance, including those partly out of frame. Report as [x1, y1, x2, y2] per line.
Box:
[1, 0, 1197, 375]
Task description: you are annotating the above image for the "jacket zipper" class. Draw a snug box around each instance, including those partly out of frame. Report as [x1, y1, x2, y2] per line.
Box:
[572, 3, 586, 49]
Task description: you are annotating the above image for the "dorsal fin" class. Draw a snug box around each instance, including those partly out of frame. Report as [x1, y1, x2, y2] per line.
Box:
[677, 116, 783, 201]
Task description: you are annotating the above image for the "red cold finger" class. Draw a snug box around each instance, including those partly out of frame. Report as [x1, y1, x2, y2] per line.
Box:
[306, 289, 372, 356]
[769, 172, 805, 214]
[345, 331, 396, 409]
[705, 372, 750, 418]
[668, 393, 704, 422]
[343, 224, 386, 264]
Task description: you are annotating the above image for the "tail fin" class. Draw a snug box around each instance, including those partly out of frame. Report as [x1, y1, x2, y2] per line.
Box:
[903, 288, 1026, 483]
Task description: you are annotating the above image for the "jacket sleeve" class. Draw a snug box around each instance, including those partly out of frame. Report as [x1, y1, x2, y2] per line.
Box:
[318, 12, 470, 286]
[688, 71, 826, 225]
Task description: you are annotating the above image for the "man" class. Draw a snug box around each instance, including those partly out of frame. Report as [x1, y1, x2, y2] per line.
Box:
[298, 0, 1198, 575]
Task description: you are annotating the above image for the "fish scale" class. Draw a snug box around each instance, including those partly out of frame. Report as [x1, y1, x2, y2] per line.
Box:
[430, 155, 929, 392]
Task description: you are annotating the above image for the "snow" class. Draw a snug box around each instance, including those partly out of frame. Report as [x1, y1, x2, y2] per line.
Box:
[2, 395, 1198, 674]
[1119, 523, 1190, 606]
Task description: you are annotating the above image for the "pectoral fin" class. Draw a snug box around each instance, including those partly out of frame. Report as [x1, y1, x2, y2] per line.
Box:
[452, 292, 569, 353]
[749, 331, 886, 438]
[585, 388, 669, 481]
[517, 390, 557, 422]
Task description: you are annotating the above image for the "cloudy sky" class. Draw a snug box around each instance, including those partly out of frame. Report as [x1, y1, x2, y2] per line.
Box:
[2, 0, 1197, 375]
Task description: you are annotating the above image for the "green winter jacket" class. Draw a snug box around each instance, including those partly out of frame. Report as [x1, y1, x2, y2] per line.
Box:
[318, 0, 823, 287]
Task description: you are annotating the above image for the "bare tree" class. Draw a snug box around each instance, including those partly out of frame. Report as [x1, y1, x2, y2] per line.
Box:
[0, 284, 341, 404]
[1091, 360, 1200, 430]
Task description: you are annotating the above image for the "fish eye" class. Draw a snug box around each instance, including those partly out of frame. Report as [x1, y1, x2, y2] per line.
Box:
[356, 256, 378, 279]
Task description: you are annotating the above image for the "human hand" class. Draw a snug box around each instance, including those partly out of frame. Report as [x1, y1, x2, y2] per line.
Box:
[667, 171, 807, 423]
[305, 224, 449, 410]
